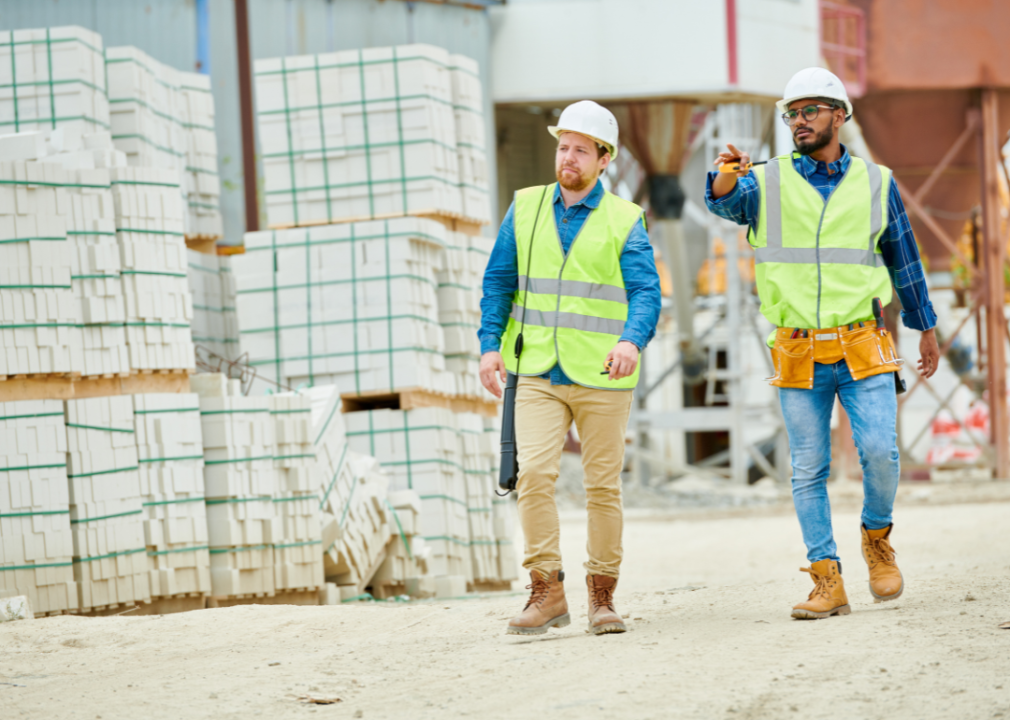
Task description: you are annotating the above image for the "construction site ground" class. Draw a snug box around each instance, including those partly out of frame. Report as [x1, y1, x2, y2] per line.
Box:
[2, 480, 1008, 720]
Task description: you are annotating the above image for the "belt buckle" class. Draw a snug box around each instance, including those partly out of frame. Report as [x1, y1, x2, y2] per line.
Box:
[814, 333, 838, 342]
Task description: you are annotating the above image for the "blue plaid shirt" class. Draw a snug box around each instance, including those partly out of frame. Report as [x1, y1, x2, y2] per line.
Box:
[705, 145, 937, 331]
[479, 180, 661, 385]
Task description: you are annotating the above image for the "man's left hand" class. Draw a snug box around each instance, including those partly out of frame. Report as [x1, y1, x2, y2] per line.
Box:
[918, 328, 940, 379]
[605, 341, 640, 381]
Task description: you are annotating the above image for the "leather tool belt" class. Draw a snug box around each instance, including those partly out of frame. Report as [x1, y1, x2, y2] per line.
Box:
[769, 321, 903, 389]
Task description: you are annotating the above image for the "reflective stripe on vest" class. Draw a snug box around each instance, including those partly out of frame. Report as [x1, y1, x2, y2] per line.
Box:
[749, 154, 893, 331]
[501, 183, 644, 390]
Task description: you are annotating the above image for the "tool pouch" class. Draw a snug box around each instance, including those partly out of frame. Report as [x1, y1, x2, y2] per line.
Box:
[840, 324, 902, 381]
[769, 329, 815, 389]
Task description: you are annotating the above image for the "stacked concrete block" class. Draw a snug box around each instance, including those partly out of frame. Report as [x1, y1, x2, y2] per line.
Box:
[0, 159, 79, 377]
[448, 54, 491, 225]
[0, 26, 109, 137]
[270, 393, 323, 592]
[486, 415, 518, 584]
[65, 396, 150, 611]
[112, 166, 195, 371]
[345, 407, 471, 585]
[438, 231, 494, 399]
[0, 400, 78, 615]
[371, 488, 432, 597]
[234, 217, 452, 396]
[255, 44, 463, 228]
[105, 46, 222, 240]
[193, 373, 277, 598]
[133, 393, 209, 599]
[460, 412, 497, 585]
[187, 250, 238, 362]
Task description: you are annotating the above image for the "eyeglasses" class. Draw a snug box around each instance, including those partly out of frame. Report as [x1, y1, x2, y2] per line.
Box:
[780, 104, 838, 126]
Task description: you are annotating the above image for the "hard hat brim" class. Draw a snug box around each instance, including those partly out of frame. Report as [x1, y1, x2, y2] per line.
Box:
[776, 94, 854, 119]
[548, 126, 618, 160]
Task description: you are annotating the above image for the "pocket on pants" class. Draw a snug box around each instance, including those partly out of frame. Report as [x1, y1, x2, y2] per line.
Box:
[771, 337, 815, 389]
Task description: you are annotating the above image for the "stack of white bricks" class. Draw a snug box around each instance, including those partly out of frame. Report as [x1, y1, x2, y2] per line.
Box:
[112, 166, 195, 371]
[0, 400, 78, 615]
[0, 26, 109, 138]
[449, 55, 491, 225]
[345, 407, 471, 587]
[187, 250, 238, 362]
[193, 373, 277, 598]
[133, 393, 210, 600]
[105, 45, 222, 240]
[371, 488, 433, 598]
[234, 217, 452, 397]
[255, 44, 464, 228]
[0, 158, 78, 377]
[438, 231, 495, 400]
[460, 412, 498, 586]
[270, 392, 323, 592]
[486, 416, 518, 584]
[65, 396, 150, 611]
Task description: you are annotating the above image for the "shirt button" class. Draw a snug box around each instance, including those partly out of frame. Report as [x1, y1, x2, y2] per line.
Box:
[562, 218, 568, 224]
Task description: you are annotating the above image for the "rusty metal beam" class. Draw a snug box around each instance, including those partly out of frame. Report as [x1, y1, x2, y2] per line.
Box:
[235, 0, 259, 234]
[895, 176, 976, 275]
[979, 88, 1008, 478]
[913, 112, 979, 205]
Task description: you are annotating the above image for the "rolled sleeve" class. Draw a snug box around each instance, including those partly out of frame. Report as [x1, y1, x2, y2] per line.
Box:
[705, 171, 761, 230]
[478, 202, 519, 354]
[618, 218, 662, 350]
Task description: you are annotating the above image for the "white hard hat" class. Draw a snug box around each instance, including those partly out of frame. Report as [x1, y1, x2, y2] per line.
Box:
[548, 100, 619, 159]
[776, 67, 853, 120]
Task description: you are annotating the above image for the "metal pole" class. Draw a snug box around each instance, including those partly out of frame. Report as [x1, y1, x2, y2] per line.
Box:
[979, 88, 1008, 478]
[724, 222, 747, 483]
[234, 0, 259, 233]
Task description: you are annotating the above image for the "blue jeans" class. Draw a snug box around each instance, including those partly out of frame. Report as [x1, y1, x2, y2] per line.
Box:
[779, 361, 900, 562]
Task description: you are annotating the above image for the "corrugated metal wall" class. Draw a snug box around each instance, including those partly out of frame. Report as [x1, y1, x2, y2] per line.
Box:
[0, 0, 497, 246]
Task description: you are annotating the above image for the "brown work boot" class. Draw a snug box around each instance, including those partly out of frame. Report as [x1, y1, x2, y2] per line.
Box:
[791, 559, 851, 620]
[586, 574, 626, 635]
[506, 569, 570, 635]
[861, 524, 904, 602]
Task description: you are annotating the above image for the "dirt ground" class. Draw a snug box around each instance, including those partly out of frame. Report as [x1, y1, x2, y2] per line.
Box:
[2, 481, 1009, 720]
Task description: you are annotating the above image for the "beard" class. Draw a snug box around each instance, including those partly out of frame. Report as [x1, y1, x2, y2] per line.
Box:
[556, 163, 594, 192]
[793, 123, 834, 155]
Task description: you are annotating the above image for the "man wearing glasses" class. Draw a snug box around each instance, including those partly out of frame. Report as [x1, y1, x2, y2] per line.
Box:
[706, 67, 940, 619]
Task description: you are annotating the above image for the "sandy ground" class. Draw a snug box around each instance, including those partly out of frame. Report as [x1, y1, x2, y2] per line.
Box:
[2, 483, 1009, 720]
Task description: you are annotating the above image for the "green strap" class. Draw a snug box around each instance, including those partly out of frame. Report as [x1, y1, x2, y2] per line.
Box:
[206, 496, 271, 505]
[45, 29, 56, 129]
[391, 48, 408, 214]
[338, 470, 358, 529]
[274, 539, 322, 550]
[271, 408, 311, 415]
[420, 494, 467, 507]
[209, 544, 270, 554]
[66, 423, 134, 434]
[75, 547, 146, 563]
[318, 445, 348, 511]
[0, 509, 69, 519]
[67, 465, 139, 479]
[272, 231, 281, 387]
[351, 225, 360, 393]
[279, 56, 299, 227]
[305, 230, 314, 386]
[314, 396, 342, 446]
[1, 561, 73, 572]
[243, 228, 443, 253]
[273, 494, 317, 503]
[357, 49, 375, 218]
[403, 412, 413, 489]
[312, 54, 334, 223]
[8, 33, 18, 132]
[134, 407, 199, 415]
[0, 463, 66, 474]
[71, 509, 143, 524]
[121, 270, 188, 278]
[116, 228, 185, 237]
[143, 497, 204, 507]
[0, 411, 64, 422]
[200, 409, 269, 415]
[147, 544, 209, 557]
[275, 453, 316, 461]
[384, 221, 394, 390]
[203, 455, 274, 466]
[138, 455, 204, 464]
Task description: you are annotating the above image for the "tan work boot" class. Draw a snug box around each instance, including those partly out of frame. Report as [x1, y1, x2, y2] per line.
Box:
[586, 575, 627, 635]
[791, 559, 851, 620]
[861, 524, 904, 602]
[506, 569, 570, 635]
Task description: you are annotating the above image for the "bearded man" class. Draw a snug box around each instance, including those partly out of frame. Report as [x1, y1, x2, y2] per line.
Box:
[478, 100, 661, 636]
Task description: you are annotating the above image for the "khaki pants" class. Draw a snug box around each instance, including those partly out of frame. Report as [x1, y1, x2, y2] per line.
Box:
[514, 376, 633, 579]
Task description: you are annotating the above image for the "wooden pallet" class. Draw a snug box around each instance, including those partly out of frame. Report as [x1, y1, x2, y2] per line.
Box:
[468, 580, 514, 594]
[340, 387, 499, 417]
[207, 587, 322, 609]
[0, 368, 193, 402]
[79, 600, 146, 617]
[267, 208, 489, 238]
[185, 234, 223, 255]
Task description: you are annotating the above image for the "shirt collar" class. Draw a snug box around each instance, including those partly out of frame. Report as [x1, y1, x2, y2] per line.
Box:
[553, 179, 605, 209]
[795, 143, 851, 177]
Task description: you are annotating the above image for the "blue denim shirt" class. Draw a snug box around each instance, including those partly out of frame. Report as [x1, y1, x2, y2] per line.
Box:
[704, 145, 937, 331]
[478, 180, 662, 385]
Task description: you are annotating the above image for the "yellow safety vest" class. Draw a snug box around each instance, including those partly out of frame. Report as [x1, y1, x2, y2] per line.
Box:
[501, 183, 645, 390]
